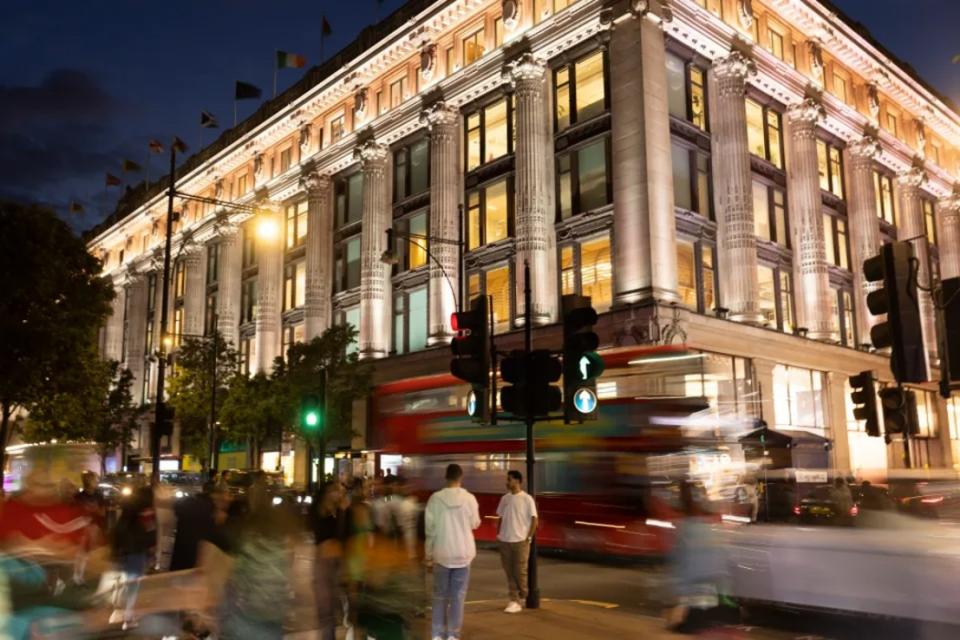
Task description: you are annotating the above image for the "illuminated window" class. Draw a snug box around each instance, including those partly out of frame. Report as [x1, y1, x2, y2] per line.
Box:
[923, 199, 937, 246]
[534, 0, 549, 23]
[874, 171, 896, 225]
[822, 214, 849, 269]
[393, 286, 428, 355]
[494, 16, 505, 47]
[390, 77, 407, 109]
[757, 265, 776, 326]
[393, 138, 429, 201]
[393, 211, 428, 272]
[752, 181, 788, 246]
[466, 179, 511, 250]
[832, 73, 848, 104]
[241, 279, 256, 323]
[283, 261, 306, 311]
[913, 389, 939, 438]
[816, 140, 844, 198]
[282, 323, 306, 361]
[560, 246, 575, 296]
[830, 287, 856, 347]
[330, 114, 345, 144]
[885, 111, 898, 137]
[773, 365, 827, 436]
[236, 173, 247, 196]
[239, 337, 253, 376]
[204, 293, 217, 336]
[206, 243, 219, 285]
[757, 264, 793, 332]
[666, 53, 708, 131]
[173, 307, 183, 347]
[767, 28, 785, 61]
[334, 236, 361, 292]
[780, 271, 794, 334]
[672, 143, 712, 218]
[445, 46, 455, 75]
[579, 236, 612, 312]
[677, 240, 697, 309]
[931, 144, 941, 166]
[279, 147, 292, 173]
[465, 98, 511, 171]
[338, 305, 361, 355]
[242, 224, 257, 268]
[335, 173, 364, 227]
[745, 99, 783, 168]
[285, 200, 308, 250]
[174, 262, 186, 298]
[554, 51, 607, 130]
[470, 265, 512, 333]
[462, 29, 485, 66]
[557, 138, 610, 219]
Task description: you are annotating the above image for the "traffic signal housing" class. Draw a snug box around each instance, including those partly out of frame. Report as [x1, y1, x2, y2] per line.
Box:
[942, 277, 960, 385]
[863, 242, 927, 383]
[301, 394, 322, 432]
[451, 296, 490, 422]
[849, 371, 880, 437]
[562, 294, 603, 423]
[500, 349, 562, 419]
[879, 387, 919, 437]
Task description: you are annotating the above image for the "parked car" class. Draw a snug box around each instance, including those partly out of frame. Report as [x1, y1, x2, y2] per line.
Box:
[795, 484, 858, 526]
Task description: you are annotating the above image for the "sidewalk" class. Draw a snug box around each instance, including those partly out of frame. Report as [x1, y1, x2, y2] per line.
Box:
[284, 598, 681, 639]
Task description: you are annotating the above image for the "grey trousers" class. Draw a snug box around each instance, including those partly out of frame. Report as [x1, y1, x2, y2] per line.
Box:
[498, 540, 530, 602]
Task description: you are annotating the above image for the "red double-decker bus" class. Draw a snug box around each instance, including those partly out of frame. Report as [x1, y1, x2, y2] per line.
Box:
[371, 344, 737, 557]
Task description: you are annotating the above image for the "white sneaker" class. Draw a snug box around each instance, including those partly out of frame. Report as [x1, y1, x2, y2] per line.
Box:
[504, 601, 522, 613]
[432, 637, 445, 640]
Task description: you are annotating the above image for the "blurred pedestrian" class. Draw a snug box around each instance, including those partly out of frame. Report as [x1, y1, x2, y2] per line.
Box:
[217, 477, 298, 640]
[110, 485, 156, 630]
[309, 481, 345, 640]
[496, 470, 538, 614]
[425, 463, 480, 640]
[170, 481, 222, 571]
[73, 471, 107, 584]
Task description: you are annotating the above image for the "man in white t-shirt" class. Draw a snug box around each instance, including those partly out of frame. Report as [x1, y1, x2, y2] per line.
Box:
[496, 470, 538, 613]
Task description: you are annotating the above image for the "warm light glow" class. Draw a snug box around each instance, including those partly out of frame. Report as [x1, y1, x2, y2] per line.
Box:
[162, 335, 174, 349]
[256, 216, 280, 241]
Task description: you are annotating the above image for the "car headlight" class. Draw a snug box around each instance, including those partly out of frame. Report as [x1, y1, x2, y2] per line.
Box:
[304, 495, 313, 504]
[272, 496, 283, 506]
[121, 486, 132, 497]
[175, 490, 185, 499]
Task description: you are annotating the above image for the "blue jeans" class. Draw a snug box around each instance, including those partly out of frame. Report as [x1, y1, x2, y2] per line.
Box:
[432, 565, 470, 639]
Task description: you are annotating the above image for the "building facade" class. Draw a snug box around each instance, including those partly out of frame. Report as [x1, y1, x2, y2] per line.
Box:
[89, 0, 960, 475]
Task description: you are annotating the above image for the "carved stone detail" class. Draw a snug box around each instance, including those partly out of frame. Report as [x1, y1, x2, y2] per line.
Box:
[301, 170, 333, 340]
[938, 192, 960, 280]
[807, 41, 825, 87]
[299, 124, 312, 156]
[866, 83, 881, 122]
[420, 44, 437, 81]
[501, 0, 520, 29]
[737, 0, 754, 31]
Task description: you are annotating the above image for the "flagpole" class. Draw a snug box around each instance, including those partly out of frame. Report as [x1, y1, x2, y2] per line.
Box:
[145, 147, 151, 185]
[234, 100, 238, 128]
[320, 29, 325, 65]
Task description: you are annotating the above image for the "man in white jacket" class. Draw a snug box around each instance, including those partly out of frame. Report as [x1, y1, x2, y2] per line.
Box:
[425, 463, 481, 640]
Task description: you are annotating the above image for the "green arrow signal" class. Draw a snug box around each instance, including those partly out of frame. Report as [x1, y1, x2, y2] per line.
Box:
[576, 352, 604, 381]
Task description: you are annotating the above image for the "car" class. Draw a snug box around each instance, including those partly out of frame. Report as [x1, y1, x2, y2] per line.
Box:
[795, 484, 858, 526]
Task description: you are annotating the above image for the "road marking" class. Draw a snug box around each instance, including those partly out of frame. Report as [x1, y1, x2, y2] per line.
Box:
[569, 599, 619, 609]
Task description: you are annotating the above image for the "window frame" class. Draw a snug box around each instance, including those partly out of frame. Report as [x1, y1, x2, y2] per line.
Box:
[464, 96, 514, 172]
[672, 140, 714, 220]
[752, 179, 789, 247]
[874, 169, 897, 226]
[816, 138, 845, 199]
[552, 48, 610, 133]
[676, 236, 719, 315]
[335, 172, 364, 228]
[757, 261, 796, 333]
[555, 135, 612, 221]
[392, 285, 429, 355]
[557, 233, 614, 313]
[465, 176, 514, 251]
[462, 28, 486, 66]
[745, 97, 784, 169]
[285, 199, 309, 250]
[392, 138, 431, 203]
[467, 262, 514, 334]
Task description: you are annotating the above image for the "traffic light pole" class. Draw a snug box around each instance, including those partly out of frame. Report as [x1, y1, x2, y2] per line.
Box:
[208, 314, 219, 475]
[522, 260, 540, 610]
[152, 143, 178, 486]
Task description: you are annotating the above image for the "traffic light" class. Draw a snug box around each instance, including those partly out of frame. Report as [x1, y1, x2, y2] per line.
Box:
[450, 296, 490, 422]
[849, 371, 880, 437]
[863, 241, 926, 383]
[500, 349, 562, 418]
[942, 277, 960, 385]
[157, 403, 175, 438]
[562, 294, 603, 422]
[879, 387, 920, 437]
[301, 394, 322, 432]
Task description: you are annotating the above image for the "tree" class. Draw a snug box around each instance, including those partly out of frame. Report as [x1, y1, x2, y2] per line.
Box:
[0, 200, 114, 485]
[281, 324, 374, 464]
[94, 363, 141, 475]
[165, 332, 239, 469]
[217, 372, 294, 469]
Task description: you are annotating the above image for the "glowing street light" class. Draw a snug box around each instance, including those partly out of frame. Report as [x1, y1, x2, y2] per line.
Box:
[256, 214, 280, 241]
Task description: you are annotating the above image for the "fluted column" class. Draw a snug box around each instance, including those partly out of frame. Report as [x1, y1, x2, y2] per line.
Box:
[255, 204, 283, 373]
[938, 191, 960, 280]
[182, 246, 206, 338]
[123, 273, 147, 404]
[709, 51, 762, 323]
[897, 167, 936, 362]
[357, 140, 392, 359]
[104, 277, 126, 361]
[216, 223, 242, 346]
[844, 134, 883, 343]
[508, 53, 558, 324]
[422, 102, 461, 344]
[786, 97, 833, 341]
[302, 171, 334, 340]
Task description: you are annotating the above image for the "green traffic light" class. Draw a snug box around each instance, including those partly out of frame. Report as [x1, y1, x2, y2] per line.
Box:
[304, 411, 320, 428]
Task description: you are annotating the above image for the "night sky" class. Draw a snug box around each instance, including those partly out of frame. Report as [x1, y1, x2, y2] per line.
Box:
[1, 0, 957, 233]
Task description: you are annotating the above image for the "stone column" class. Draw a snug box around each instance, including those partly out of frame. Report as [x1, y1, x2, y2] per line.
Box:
[897, 167, 936, 363]
[217, 223, 242, 346]
[509, 53, 558, 325]
[609, 6, 679, 305]
[104, 278, 126, 362]
[422, 101, 461, 344]
[123, 273, 147, 404]
[302, 171, 334, 340]
[708, 51, 763, 323]
[826, 371, 852, 473]
[182, 246, 206, 338]
[785, 97, 833, 341]
[938, 192, 960, 280]
[148, 262, 165, 402]
[356, 140, 392, 359]
[844, 134, 883, 343]
[255, 205, 283, 373]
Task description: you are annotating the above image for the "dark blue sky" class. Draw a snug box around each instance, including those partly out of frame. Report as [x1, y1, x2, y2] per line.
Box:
[0, 0, 956, 232]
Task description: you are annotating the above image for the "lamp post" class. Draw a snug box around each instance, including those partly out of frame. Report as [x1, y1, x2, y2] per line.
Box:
[380, 215, 464, 314]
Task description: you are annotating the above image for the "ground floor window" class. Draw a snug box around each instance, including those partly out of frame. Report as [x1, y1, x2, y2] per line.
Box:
[468, 264, 511, 334]
[676, 239, 717, 314]
[830, 285, 856, 347]
[844, 378, 887, 473]
[773, 364, 826, 437]
[558, 234, 612, 312]
[282, 323, 305, 361]
[757, 263, 794, 333]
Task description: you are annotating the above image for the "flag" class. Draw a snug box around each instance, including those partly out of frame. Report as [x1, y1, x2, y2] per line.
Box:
[105, 173, 122, 187]
[321, 16, 332, 36]
[172, 137, 188, 153]
[201, 110, 219, 128]
[68, 201, 84, 214]
[149, 139, 164, 154]
[122, 159, 142, 173]
[276, 50, 307, 69]
[235, 81, 262, 101]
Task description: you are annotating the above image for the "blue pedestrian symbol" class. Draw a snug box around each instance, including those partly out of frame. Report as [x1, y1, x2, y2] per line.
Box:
[466, 389, 478, 417]
[573, 387, 598, 414]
